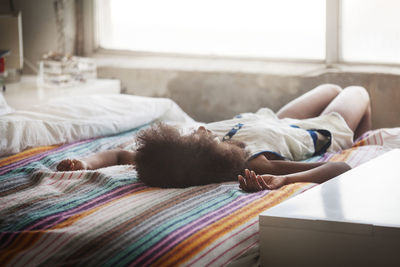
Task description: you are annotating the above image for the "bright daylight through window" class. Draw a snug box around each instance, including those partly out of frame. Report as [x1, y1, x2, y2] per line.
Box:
[96, 0, 325, 60]
[341, 0, 400, 64]
[96, 0, 400, 64]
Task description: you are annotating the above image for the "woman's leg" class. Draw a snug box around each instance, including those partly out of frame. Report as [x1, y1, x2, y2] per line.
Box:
[277, 84, 343, 119]
[320, 86, 371, 139]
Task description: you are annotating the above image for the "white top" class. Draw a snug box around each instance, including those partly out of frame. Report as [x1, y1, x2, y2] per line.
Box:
[206, 108, 353, 161]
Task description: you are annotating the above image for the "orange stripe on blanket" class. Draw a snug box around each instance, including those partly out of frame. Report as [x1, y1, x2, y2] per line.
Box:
[0, 230, 46, 265]
[51, 187, 156, 230]
[0, 145, 59, 167]
[153, 183, 307, 267]
[1, 187, 155, 265]
[329, 147, 358, 162]
[352, 139, 366, 147]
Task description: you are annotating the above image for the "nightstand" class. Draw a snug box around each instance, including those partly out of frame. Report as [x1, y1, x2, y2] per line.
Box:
[259, 149, 400, 267]
[2, 75, 121, 110]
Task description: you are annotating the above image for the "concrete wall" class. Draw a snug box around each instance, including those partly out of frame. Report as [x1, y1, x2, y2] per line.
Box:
[14, 0, 76, 74]
[10, 0, 400, 129]
[98, 66, 400, 129]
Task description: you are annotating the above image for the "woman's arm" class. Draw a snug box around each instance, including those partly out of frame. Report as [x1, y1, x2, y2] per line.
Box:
[57, 149, 136, 171]
[283, 161, 350, 184]
[239, 161, 351, 192]
[247, 154, 327, 175]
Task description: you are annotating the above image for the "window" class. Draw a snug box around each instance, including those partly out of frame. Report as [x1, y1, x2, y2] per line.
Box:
[96, 0, 325, 60]
[94, 0, 400, 65]
[341, 0, 400, 64]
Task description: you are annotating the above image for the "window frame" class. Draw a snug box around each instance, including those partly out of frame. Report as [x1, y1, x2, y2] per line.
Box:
[326, 0, 340, 66]
[84, 0, 399, 67]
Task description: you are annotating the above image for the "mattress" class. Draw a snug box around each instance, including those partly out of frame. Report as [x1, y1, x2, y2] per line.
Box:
[1, 95, 399, 266]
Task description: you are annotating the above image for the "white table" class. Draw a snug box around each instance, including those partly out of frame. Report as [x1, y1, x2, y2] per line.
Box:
[259, 149, 400, 267]
[2, 75, 121, 110]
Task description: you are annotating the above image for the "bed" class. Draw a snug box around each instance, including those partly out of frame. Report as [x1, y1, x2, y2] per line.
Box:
[0, 94, 399, 266]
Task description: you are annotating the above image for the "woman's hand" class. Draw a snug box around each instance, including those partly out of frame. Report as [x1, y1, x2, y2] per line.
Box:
[259, 174, 287, 190]
[238, 169, 263, 192]
[57, 159, 88, 171]
[238, 169, 287, 192]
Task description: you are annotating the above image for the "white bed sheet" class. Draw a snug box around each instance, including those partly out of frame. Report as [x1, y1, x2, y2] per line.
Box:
[0, 94, 197, 157]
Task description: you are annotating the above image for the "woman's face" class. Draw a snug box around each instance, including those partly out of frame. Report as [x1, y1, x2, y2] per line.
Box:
[194, 126, 220, 143]
[194, 126, 246, 150]
[195, 126, 213, 136]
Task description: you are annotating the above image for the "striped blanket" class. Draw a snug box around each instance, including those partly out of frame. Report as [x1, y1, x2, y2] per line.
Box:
[0, 127, 399, 267]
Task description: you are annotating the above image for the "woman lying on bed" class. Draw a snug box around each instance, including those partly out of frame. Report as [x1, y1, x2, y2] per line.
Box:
[57, 84, 371, 192]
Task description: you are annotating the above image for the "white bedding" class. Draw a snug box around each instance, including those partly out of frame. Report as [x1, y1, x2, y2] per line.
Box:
[0, 94, 197, 157]
[0, 93, 14, 116]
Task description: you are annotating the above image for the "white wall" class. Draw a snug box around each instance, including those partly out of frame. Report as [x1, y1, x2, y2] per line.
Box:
[14, 0, 76, 74]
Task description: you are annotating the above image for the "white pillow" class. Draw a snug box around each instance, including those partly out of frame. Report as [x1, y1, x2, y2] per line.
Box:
[0, 93, 14, 115]
[0, 94, 196, 157]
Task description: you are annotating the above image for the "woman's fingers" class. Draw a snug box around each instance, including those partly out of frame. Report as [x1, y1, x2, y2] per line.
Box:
[245, 170, 256, 190]
[251, 171, 262, 191]
[238, 175, 247, 190]
[57, 159, 87, 171]
[57, 159, 72, 171]
[241, 172, 286, 191]
[71, 159, 86, 170]
[257, 175, 270, 190]
[245, 169, 251, 179]
[247, 170, 262, 191]
[240, 169, 268, 192]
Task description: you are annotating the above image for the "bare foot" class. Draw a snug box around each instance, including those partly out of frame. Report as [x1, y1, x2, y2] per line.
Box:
[57, 159, 88, 171]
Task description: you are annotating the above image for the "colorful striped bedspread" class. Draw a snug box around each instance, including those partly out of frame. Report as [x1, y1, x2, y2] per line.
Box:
[0, 127, 399, 267]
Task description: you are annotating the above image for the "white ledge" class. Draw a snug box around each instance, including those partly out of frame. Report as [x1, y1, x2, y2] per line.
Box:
[91, 53, 400, 77]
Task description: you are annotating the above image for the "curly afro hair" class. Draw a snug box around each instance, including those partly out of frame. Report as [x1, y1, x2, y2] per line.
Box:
[134, 123, 249, 188]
